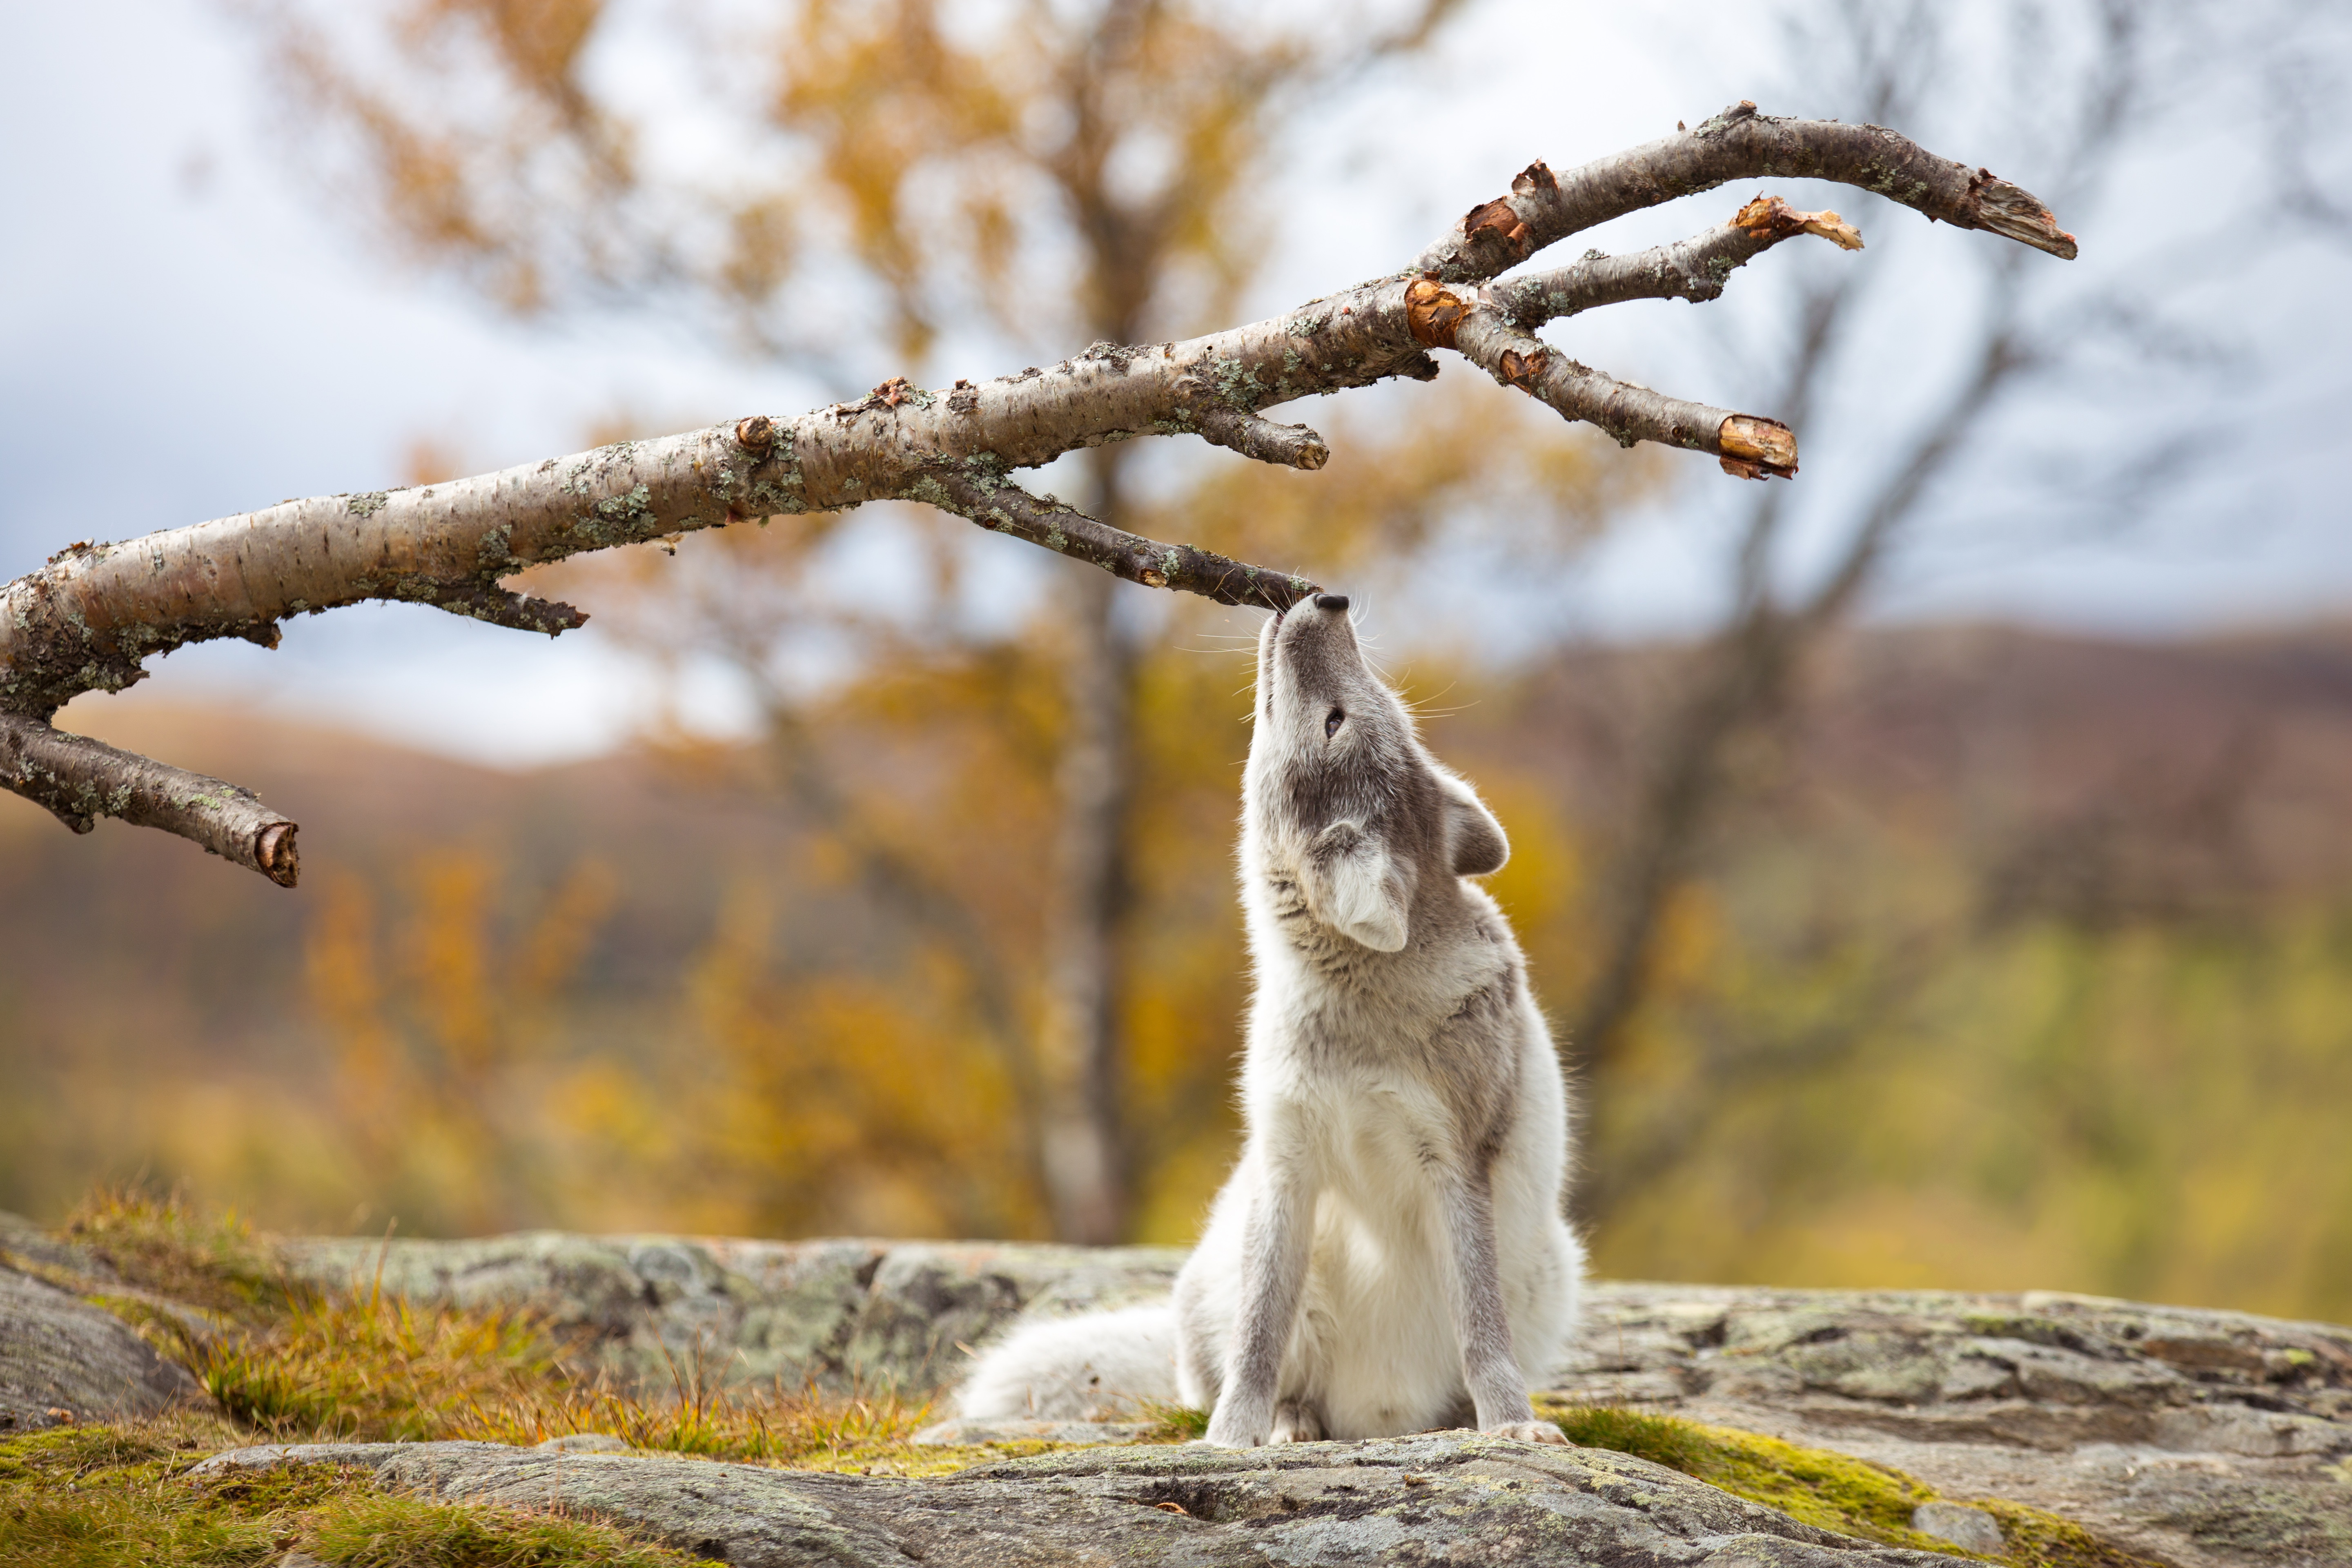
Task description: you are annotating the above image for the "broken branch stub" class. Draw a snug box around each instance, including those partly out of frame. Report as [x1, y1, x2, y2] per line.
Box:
[1732, 195, 1863, 251]
[1194, 408, 1330, 470]
[1717, 416, 1801, 481]
[0, 714, 300, 886]
[0, 105, 2076, 880]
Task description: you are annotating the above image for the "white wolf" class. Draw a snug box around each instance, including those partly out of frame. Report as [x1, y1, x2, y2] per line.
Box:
[958, 593, 1582, 1445]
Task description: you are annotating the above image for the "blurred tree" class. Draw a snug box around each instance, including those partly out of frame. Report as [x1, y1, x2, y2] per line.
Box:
[1561, 0, 2246, 1233]
[306, 852, 617, 1234]
[247, 0, 1641, 1239]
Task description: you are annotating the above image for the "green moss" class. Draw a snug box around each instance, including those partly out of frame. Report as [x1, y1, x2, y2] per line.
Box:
[303, 1494, 700, 1566]
[1545, 1404, 1715, 1474]
[0, 1429, 699, 1567]
[1534, 1402, 2163, 1567]
[1978, 1500, 2177, 1568]
[1694, 1430, 1953, 1547]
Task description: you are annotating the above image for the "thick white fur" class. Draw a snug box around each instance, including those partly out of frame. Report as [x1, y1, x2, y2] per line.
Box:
[958, 601, 1581, 1443]
[953, 1304, 1176, 1420]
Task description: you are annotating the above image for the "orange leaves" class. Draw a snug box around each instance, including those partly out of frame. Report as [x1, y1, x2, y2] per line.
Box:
[299, 850, 619, 1233]
[407, 0, 605, 106]
[765, 0, 1025, 358]
[261, 0, 634, 315]
[721, 195, 799, 309]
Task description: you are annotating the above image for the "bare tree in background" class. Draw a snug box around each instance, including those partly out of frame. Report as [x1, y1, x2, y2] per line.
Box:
[0, 2, 2080, 1238]
[1565, 0, 2232, 1225]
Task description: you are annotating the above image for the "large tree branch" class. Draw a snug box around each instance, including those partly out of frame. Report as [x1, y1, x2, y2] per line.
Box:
[0, 106, 2074, 880]
[1410, 100, 2076, 283]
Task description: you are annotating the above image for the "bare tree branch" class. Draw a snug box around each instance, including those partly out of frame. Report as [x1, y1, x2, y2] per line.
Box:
[0, 714, 300, 885]
[1411, 101, 2075, 283]
[1189, 405, 1332, 471]
[0, 107, 2074, 880]
[1488, 197, 1864, 328]
[922, 468, 1317, 606]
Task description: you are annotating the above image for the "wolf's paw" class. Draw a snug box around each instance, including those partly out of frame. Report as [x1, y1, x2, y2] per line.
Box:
[1269, 1399, 1325, 1445]
[1203, 1411, 1270, 1448]
[1485, 1420, 1568, 1445]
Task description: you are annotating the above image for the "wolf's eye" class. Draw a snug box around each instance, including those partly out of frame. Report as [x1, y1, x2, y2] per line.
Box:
[1326, 707, 1345, 739]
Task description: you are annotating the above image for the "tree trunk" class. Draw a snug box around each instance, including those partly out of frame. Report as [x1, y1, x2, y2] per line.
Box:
[1038, 445, 1137, 1244]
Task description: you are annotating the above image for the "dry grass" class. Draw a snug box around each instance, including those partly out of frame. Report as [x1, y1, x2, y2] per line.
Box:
[44, 1189, 1044, 1478]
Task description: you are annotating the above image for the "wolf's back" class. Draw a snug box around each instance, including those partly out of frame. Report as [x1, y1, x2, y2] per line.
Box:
[955, 1303, 1178, 1420]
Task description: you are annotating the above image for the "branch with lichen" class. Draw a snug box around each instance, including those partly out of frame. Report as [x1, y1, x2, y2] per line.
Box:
[0, 103, 2073, 882]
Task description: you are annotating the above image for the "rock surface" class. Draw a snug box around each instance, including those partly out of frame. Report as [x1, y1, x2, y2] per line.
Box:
[1564, 1282, 2352, 1568]
[272, 1235, 2352, 1567]
[12, 1214, 2352, 1565]
[275, 1232, 1186, 1395]
[0, 1261, 204, 1432]
[194, 1432, 1976, 1568]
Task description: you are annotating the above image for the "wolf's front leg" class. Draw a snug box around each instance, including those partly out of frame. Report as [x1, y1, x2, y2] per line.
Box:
[1203, 1169, 1313, 1448]
[1441, 1172, 1567, 1445]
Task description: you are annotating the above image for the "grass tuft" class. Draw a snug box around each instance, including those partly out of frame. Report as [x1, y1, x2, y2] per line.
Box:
[179, 1279, 559, 1443]
[61, 1187, 285, 1322]
[1136, 1401, 1210, 1441]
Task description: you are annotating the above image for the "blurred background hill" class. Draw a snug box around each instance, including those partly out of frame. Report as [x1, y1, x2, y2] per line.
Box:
[9, 618, 2352, 1322]
[3, 0, 2350, 1325]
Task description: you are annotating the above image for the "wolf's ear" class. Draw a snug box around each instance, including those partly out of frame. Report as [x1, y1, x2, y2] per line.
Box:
[1303, 822, 1414, 952]
[1440, 773, 1508, 878]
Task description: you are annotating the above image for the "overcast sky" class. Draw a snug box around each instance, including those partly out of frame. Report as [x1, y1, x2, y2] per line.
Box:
[3, 0, 2346, 766]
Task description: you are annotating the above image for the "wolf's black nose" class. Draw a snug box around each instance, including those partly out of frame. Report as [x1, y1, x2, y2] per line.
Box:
[1313, 593, 1350, 612]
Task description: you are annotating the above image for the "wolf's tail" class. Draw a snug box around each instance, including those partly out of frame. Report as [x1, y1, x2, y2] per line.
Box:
[955, 1303, 1178, 1420]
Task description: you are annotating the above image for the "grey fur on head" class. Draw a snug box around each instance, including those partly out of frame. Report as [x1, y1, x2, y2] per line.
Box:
[1248, 597, 1512, 953]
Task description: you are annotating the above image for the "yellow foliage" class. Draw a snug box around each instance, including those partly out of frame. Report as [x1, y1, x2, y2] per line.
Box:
[300, 851, 621, 1236]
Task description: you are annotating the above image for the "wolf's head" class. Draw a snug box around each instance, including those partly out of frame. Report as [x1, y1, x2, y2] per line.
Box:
[1247, 595, 1507, 953]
